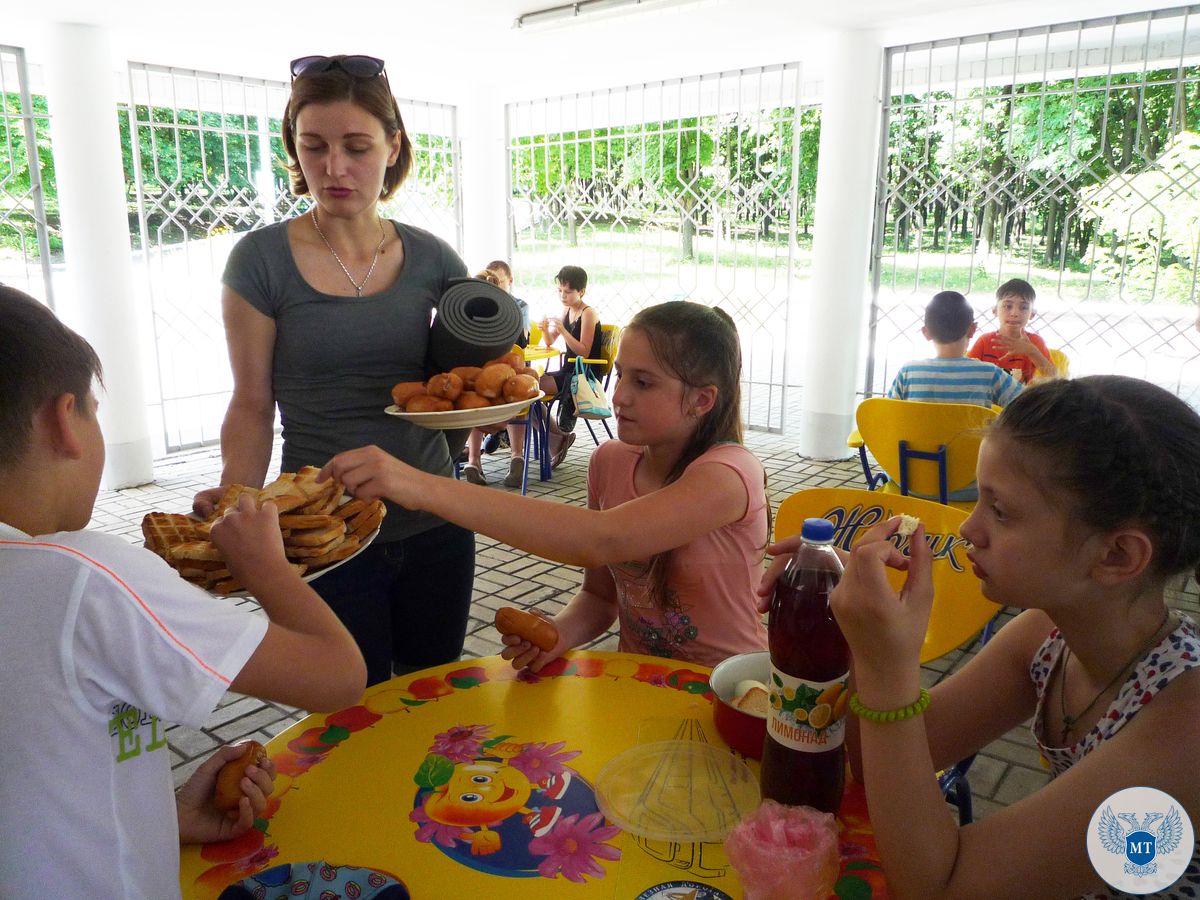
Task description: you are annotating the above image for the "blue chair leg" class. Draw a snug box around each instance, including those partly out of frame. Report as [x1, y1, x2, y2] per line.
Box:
[938, 755, 976, 825]
[859, 446, 888, 491]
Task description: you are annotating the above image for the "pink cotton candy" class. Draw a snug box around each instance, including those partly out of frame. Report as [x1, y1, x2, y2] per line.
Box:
[724, 800, 840, 900]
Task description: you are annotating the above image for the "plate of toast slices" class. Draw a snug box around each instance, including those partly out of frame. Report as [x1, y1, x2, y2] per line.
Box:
[141, 466, 386, 597]
[384, 391, 545, 430]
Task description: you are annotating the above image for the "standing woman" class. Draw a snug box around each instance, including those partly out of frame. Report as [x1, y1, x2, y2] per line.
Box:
[194, 55, 474, 685]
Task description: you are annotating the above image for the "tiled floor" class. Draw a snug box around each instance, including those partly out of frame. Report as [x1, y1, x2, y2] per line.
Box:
[90, 420, 1199, 823]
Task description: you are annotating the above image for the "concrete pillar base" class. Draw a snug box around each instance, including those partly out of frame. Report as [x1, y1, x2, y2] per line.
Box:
[101, 437, 154, 491]
[795, 409, 855, 461]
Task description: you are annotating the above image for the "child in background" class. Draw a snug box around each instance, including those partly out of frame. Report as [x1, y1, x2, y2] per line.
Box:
[888, 290, 1023, 408]
[967, 277, 1057, 383]
[540, 264, 603, 468]
[0, 287, 366, 897]
[462, 261, 533, 488]
[323, 301, 770, 669]
[761, 375, 1199, 898]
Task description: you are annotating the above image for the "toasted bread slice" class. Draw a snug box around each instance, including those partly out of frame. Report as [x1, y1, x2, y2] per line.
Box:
[733, 685, 769, 717]
[303, 536, 361, 569]
[297, 487, 341, 516]
[168, 541, 224, 563]
[212, 484, 258, 518]
[333, 498, 367, 520]
[350, 502, 386, 542]
[293, 466, 332, 500]
[277, 513, 342, 531]
[286, 535, 347, 558]
[141, 512, 202, 557]
[286, 521, 347, 547]
[257, 473, 308, 514]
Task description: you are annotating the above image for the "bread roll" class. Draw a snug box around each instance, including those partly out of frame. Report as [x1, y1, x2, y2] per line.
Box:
[494, 607, 558, 651]
[455, 391, 491, 410]
[502, 373, 539, 403]
[426, 372, 464, 401]
[496, 351, 524, 371]
[391, 381, 427, 408]
[406, 395, 453, 413]
[214, 740, 267, 811]
[475, 363, 516, 399]
[450, 366, 482, 391]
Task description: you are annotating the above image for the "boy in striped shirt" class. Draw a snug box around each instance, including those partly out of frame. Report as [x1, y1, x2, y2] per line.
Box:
[888, 290, 1023, 408]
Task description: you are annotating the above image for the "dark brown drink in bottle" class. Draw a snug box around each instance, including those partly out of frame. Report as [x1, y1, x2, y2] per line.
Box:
[760, 517, 850, 813]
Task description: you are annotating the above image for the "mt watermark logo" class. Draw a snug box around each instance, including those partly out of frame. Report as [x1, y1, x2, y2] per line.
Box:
[1087, 786, 1194, 895]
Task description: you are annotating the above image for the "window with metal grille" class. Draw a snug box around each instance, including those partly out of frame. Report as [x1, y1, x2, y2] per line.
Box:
[507, 63, 815, 433]
[123, 62, 462, 453]
[871, 7, 1200, 407]
[0, 45, 56, 307]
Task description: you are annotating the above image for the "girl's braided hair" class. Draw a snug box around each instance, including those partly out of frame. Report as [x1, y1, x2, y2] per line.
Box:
[993, 375, 1200, 581]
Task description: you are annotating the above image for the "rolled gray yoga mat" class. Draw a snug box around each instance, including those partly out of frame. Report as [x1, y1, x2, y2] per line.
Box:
[428, 277, 524, 372]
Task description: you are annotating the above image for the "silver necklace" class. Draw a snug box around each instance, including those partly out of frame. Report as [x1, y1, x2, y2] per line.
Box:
[1057, 607, 1172, 743]
[310, 208, 386, 296]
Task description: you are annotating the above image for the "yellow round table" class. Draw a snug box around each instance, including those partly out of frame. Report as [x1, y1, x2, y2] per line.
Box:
[180, 651, 888, 899]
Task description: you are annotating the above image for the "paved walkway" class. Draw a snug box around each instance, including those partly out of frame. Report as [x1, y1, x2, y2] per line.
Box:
[89, 421, 1199, 822]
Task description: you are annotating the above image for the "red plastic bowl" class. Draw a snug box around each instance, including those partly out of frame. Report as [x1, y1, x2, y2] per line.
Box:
[710, 650, 770, 759]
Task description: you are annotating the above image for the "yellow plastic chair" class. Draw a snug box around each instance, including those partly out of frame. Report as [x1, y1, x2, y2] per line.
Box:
[774, 487, 1002, 823]
[1048, 348, 1070, 379]
[854, 398, 998, 512]
[774, 487, 1000, 665]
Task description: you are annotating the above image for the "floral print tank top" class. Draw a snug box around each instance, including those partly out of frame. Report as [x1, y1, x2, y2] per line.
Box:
[1029, 613, 1199, 899]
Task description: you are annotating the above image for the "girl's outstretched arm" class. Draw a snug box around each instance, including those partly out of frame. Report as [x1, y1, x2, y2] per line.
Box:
[320, 445, 751, 568]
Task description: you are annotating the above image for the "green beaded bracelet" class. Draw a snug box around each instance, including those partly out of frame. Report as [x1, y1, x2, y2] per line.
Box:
[849, 688, 931, 722]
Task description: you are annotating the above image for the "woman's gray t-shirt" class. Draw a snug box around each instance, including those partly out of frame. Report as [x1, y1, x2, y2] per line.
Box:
[222, 219, 467, 542]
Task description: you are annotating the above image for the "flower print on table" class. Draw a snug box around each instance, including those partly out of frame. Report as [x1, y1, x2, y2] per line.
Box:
[529, 812, 622, 882]
[430, 723, 491, 763]
[410, 723, 619, 882]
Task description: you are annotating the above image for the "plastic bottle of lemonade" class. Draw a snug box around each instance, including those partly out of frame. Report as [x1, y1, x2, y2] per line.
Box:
[760, 517, 850, 813]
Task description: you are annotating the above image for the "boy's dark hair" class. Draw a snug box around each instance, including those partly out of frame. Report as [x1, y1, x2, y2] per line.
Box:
[555, 265, 588, 292]
[924, 290, 974, 343]
[994, 375, 1200, 581]
[996, 278, 1036, 304]
[282, 66, 412, 200]
[0, 285, 104, 466]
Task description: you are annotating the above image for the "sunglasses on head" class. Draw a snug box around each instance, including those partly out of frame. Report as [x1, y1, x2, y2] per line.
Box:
[289, 55, 386, 80]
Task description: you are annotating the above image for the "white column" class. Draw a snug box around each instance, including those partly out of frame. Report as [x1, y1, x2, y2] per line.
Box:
[796, 30, 883, 459]
[46, 23, 153, 489]
[457, 79, 509, 270]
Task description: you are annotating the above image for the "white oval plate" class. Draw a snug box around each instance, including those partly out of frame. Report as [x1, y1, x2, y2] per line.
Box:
[384, 391, 545, 430]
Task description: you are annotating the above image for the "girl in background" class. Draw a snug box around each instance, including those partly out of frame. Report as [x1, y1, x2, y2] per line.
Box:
[323, 301, 770, 669]
[762, 375, 1199, 898]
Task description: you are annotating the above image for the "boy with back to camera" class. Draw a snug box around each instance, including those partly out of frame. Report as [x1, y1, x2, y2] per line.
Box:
[967, 277, 1057, 383]
[0, 286, 366, 898]
[888, 289, 1023, 408]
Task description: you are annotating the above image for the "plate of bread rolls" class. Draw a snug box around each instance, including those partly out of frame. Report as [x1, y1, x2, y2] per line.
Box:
[385, 351, 546, 430]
